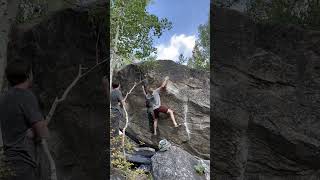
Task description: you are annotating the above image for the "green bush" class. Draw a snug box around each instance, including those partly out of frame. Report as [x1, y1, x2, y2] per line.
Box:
[247, 0, 320, 29]
[110, 132, 152, 180]
[194, 163, 205, 176]
[0, 148, 14, 179]
[16, 0, 48, 23]
[138, 59, 161, 74]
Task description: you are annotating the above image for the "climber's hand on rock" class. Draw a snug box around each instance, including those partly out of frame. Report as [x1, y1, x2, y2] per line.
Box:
[165, 76, 169, 81]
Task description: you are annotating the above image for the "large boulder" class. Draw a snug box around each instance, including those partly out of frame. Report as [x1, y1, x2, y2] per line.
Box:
[151, 145, 210, 180]
[6, 2, 108, 180]
[212, 7, 320, 179]
[113, 60, 210, 159]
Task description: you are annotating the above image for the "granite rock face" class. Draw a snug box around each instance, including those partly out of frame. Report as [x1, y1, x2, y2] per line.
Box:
[113, 60, 210, 159]
[212, 7, 320, 180]
[6, 2, 107, 180]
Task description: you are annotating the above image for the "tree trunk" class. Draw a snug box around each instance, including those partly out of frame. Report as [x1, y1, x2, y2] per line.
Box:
[110, 22, 120, 90]
[110, 1, 125, 90]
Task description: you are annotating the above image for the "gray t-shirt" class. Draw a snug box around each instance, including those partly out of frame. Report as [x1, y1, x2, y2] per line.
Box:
[111, 89, 124, 111]
[0, 88, 43, 167]
[152, 88, 161, 110]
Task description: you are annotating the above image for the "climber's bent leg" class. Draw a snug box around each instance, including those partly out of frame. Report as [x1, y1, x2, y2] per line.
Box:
[156, 106, 179, 127]
[167, 109, 179, 127]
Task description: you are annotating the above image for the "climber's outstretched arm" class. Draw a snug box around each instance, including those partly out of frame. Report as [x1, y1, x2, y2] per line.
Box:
[157, 76, 169, 91]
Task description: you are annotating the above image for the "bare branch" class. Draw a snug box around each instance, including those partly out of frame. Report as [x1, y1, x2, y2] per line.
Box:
[121, 80, 144, 149]
[43, 65, 83, 180]
[45, 65, 82, 124]
[41, 139, 57, 180]
[123, 82, 137, 101]
[121, 104, 129, 148]
[43, 60, 106, 180]
[80, 58, 108, 78]
[46, 58, 108, 124]
[45, 97, 59, 123]
[58, 65, 83, 102]
[123, 79, 145, 101]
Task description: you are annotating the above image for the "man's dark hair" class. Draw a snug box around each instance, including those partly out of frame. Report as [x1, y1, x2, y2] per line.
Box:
[5, 61, 32, 86]
[112, 81, 120, 89]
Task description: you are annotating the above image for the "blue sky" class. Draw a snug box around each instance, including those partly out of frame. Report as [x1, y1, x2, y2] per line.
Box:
[147, 0, 210, 61]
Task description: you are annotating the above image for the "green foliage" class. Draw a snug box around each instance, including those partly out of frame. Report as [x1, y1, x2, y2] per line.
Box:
[17, 0, 48, 23]
[198, 23, 210, 57]
[110, 133, 151, 180]
[139, 59, 161, 74]
[178, 54, 188, 65]
[0, 148, 14, 179]
[111, 0, 172, 63]
[88, 6, 108, 27]
[188, 19, 210, 71]
[214, 0, 240, 8]
[214, 0, 320, 29]
[194, 163, 205, 176]
[246, 0, 320, 29]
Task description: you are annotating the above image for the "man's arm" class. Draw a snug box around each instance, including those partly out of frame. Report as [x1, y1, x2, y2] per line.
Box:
[23, 91, 49, 139]
[117, 90, 126, 107]
[142, 85, 147, 96]
[32, 120, 49, 138]
[120, 99, 126, 107]
[156, 76, 170, 91]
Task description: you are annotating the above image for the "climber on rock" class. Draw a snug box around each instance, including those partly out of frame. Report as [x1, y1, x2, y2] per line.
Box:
[142, 84, 156, 134]
[0, 61, 49, 180]
[143, 76, 181, 135]
[110, 80, 126, 137]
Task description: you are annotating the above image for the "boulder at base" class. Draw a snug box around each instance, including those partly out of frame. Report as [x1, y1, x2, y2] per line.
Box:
[113, 60, 210, 159]
[151, 145, 210, 180]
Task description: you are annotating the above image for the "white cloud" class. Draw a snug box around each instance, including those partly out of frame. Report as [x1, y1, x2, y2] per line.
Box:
[156, 34, 196, 62]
